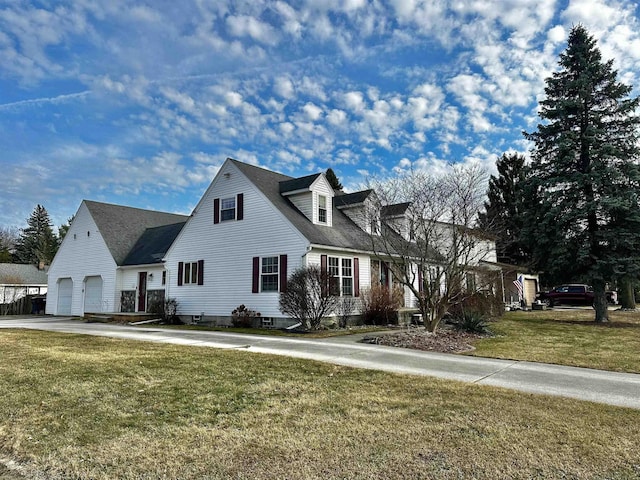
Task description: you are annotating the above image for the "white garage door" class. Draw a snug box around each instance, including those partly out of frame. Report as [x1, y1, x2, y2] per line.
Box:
[84, 276, 103, 313]
[57, 278, 73, 315]
[524, 279, 538, 306]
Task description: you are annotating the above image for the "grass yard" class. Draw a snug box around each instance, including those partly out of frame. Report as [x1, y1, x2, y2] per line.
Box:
[470, 309, 640, 373]
[1, 330, 639, 479]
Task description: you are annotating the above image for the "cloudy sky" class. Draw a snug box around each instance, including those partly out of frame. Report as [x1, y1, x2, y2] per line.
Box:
[2, 0, 640, 229]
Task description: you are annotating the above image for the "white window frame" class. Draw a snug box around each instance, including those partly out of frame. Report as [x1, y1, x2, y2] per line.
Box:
[220, 197, 236, 222]
[318, 195, 327, 223]
[328, 256, 353, 297]
[261, 256, 279, 292]
[183, 261, 199, 285]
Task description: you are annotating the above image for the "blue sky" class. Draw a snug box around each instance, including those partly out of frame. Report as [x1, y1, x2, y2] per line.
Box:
[2, 0, 640, 230]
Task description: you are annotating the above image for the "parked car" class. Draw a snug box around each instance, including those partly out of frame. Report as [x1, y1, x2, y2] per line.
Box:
[536, 284, 617, 307]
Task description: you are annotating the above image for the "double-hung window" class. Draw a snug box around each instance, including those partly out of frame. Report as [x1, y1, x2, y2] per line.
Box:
[318, 195, 327, 223]
[327, 256, 354, 296]
[261, 256, 279, 292]
[220, 197, 236, 221]
[341, 258, 353, 296]
[328, 257, 340, 295]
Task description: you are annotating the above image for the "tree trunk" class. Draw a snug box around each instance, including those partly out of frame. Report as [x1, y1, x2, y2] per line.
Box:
[619, 276, 636, 310]
[593, 281, 609, 323]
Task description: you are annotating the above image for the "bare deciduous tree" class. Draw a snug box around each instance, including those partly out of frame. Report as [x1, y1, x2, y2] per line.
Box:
[279, 265, 340, 330]
[367, 163, 492, 333]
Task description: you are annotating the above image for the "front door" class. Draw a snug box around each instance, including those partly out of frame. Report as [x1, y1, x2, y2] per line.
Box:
[138, 272, 147, 312]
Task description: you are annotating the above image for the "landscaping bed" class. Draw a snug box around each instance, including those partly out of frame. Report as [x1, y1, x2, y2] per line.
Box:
[362, 326, 491, 353]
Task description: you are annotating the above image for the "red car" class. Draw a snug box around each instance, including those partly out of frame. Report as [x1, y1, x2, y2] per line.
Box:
[536, 284, 617, 307]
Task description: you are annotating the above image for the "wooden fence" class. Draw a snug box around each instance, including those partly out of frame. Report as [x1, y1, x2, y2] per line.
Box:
[0, 295, 34, 315]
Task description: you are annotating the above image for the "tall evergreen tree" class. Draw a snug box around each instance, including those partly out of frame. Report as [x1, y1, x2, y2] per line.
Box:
[14, 205, 59, 266]
[522, 25, 640, 322]
[325, 168, 343, 191]
[478, 152, 529, 265]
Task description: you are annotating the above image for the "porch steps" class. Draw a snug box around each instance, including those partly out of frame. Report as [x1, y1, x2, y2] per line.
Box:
[84, 314, 114, 323]
[84, 312, 157, 324]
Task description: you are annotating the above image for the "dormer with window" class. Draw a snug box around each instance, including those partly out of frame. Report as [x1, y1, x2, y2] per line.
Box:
[335, 189, 380, 234]
[381, 202, 412, 240]
[279, 173, 334, 226]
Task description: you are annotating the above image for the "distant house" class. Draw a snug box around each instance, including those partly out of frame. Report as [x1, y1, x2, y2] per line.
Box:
[0, 263, 48, 314]
[47, 158, 504, 324]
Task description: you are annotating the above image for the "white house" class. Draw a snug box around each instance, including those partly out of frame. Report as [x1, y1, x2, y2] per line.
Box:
[47, 158, 503, 324]
[46, 201, 187, 316]
[162, 159, 375, 326]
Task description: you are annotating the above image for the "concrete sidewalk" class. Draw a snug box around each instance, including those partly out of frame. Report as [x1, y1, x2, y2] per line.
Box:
[2, 316, 639, 410]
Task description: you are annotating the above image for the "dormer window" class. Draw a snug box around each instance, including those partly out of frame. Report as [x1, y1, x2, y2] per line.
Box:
[318, 195, 327, 223]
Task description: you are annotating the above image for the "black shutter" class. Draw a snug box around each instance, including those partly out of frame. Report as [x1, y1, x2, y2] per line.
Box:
[353, 257, 359, 297]
[177, 262, 184, 286]
[214, 198, 220, 224]
[279, 254, 287, 293]
[252, 257, 260, 293]
[320, 255, 328, 296]
[197, 259, 204, 285]
[237, 193, 244, 221]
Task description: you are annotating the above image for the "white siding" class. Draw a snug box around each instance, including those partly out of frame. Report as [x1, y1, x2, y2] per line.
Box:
[288, 192, 314, 222]
[46, 202, 118, 316]
[164, 161, 309, 319]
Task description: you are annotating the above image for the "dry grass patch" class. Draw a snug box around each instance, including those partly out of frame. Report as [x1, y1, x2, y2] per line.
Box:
[1, 329, 639, 479]
[470, 309, 640, 373]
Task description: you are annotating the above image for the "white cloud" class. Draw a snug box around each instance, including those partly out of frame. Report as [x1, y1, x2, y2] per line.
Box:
[327, 109, 348, 126]
[343, 91, 366, 113]
[226, 15, 279, 46]
[225, 91, 244, 107]
[274, 76, 295, 99]
[302, 102, 323, 121]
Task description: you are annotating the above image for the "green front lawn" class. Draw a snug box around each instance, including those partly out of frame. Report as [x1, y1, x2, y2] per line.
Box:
[1, 329, 639, 479]
[470, 309, 640, 373]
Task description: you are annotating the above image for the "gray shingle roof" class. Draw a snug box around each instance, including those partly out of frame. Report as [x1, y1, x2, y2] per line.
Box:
[230, 159, 375, 252]
[0, 263, 48, 284]
[84, 201, 189, 266]
[122, 222, 187, 266]
[381, 202, 411, 217]
[279, 173, 322, 194]
[335, 189, 374, 208]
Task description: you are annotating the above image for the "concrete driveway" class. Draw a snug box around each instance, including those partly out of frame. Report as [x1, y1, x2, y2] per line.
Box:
[2, 316, 639, 410]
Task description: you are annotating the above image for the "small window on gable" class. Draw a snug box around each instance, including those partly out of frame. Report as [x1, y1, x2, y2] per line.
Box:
[318, 195, 327, 223]
[220, 197, 236, 221]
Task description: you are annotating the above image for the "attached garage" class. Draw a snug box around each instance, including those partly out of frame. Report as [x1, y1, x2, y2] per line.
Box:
[84, 276, 103, 313]
[57, 278, 73, 315]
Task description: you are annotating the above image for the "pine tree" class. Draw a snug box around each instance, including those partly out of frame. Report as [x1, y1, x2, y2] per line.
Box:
[478, 152, 529, 265]
[522, 25, 640, 322]
[325, 168, 343, 191]
[14, 205, 59, 266]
